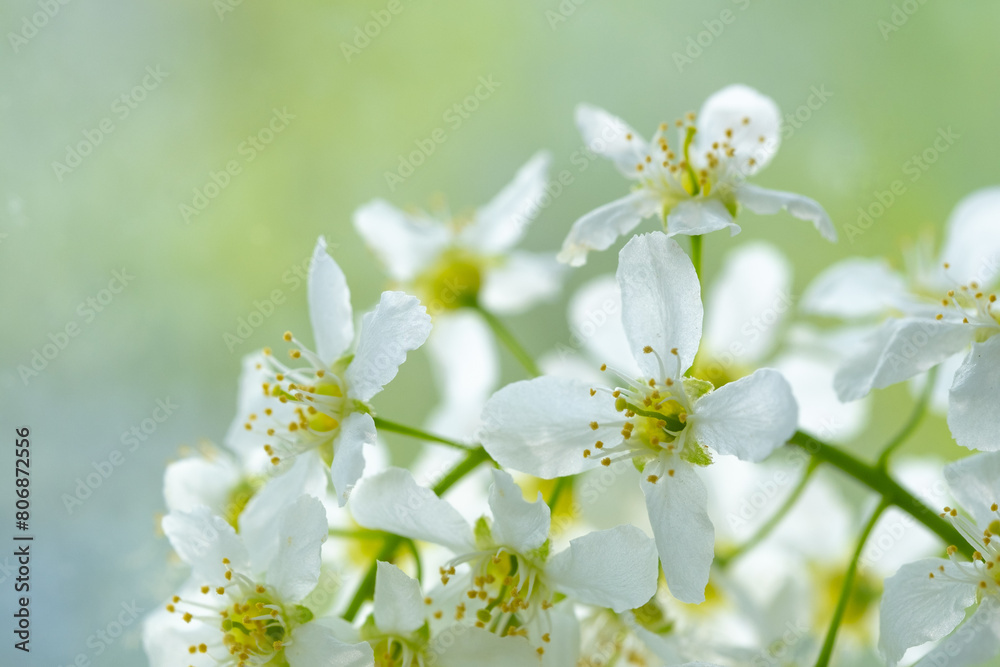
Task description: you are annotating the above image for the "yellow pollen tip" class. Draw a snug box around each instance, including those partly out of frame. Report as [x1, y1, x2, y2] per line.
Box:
[600, 457, 611, 466]
[589, 421, 599, 430]
[643, 346, 653, 353]
[647, 475, 659, 483]
[283, 331, 292, 342]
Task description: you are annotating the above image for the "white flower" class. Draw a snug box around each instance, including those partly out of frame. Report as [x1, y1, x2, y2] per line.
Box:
[350, 466, 659, 658]
[558, 85, 835, 266]
[231, 236, 432, 505]
[480, 232, 798, 603]
[879, 452, 1000, 667]
[143, 495, 375, 667]
[353, 152, 564, 315]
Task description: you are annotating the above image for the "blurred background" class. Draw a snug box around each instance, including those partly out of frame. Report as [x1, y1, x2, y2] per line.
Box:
[1, 0, 998, 664]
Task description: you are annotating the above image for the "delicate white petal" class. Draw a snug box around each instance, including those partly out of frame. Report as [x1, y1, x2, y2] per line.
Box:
[944, 451, 1000, 527]
[879, 558, 978, 666]
[704, 242, 792, 364]
[374, 561, 425, 636]
[939, 186, 1000, 286]
[695, 84, 781, 176]
[800, 257, 908, 318]
[575, 104, 649, 178]
[162, 506, 249, 584]
[665, 199, 740, 238]
[835, 318, 976, 402]
[488, 469, 551, 554]
[350, 467, 475, 554]
[462, 151, 552, 252]
[640, 460, 714, 604]
[309, 236, 355, 365]
[346, 291, 432, 402]
[143, 606, 215, 667]
[558, 190, 660, 267]
[241, 451, 328, 570]
[567, 275, 638, 376]
[479, 376, 624, 479]
[331, 411, 375, 506]
[163, 455, 241, 514]
[617, 232, 703, 375]
[426, 312, 499, 440]
[948, 335, 1000, 452]
[285, 621, 375, 667]
[353, 199, 450, 282]
[915, 599, 1000, 667]
[224, 351, 287, 470]
[772, 353, 869, 443]
[480, 251, 565, 315]
[546, 524, 658, 612]
[432, 627, 541, 667]
[266, 495, 326, 602]
[691, 369, 798, 462]
[736, 184, 836, 242]
[540, 606, 581, 667]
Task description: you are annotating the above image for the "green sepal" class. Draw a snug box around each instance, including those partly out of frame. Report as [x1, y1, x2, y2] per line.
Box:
[474, 516, 493, 551]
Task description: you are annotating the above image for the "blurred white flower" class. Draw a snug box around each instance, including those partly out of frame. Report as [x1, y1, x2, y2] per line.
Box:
[558, 85, 835, 266]
[879, 452, 1000, 667]
[480, 232, 798, 603]
[354, 152, 564, 315]
[144, 495, 374, 667]
[350, 466, 659, 658]
[230, 236, 432, 505]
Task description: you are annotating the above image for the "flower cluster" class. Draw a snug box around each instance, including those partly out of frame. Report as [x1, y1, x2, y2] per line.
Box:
[144, 85, 1000, 667]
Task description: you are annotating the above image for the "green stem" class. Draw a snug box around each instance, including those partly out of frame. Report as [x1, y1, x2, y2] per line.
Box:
[716, 459, 818, 567]
[690, 234, 703, 281]
[789, 431, 971, 558]
[875, 366, 937, 470]
[341, 447, 492, 621]
[813, 500, 889, 667]
[475, 305, 541, 378]
[328, 528, 385, 539]
[372, 417, 473, 451]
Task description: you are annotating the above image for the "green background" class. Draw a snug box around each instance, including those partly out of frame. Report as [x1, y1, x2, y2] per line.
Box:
[1, 0, 997, 664]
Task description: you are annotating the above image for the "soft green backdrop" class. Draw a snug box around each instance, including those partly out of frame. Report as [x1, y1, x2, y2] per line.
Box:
[1, 0, 998, 664]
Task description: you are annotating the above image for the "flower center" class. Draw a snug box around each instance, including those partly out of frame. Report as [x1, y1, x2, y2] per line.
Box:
[415, 248, 485, 311]
[931, 274, 1000, 334]
[936, 503, 1000, 595]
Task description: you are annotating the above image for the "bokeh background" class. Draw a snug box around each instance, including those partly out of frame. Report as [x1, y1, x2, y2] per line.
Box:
[1, 0, 998, 664]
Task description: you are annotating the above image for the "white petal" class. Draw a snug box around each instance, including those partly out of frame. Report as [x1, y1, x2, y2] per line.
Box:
[640, 460, 714, 604]
[948, 335, 1000, 452]
[690, 369, 798, 462]
[575, 104, 649, 178]
[480, 251, 565, 315]
[374, 561, 425, 635]
[800, 257, 908, 318]
[266, 495, 327, 602]
[224, 351, 286, 471]
[939, 186, 1000, 286]
[432, 627, 541, 667]
[879, 558, 978, 666]
[944, 451, 1000, 527]
[462, 151, 552, 252]
[479, 376, 624, 479]
[665, 199, 740, 238]
[143, 606, 215, 667]
[617, 232, 703, 375]
[331, 411, 375, 506]
[353, 199, 450, 282]
[915, 599, 1000, 667]
[350, 467, 475, 554]
[488, 469, 551, 554]
[163, 454, 241, 514]
[285, 621, 375, 667]
[546, 524, 658, 612]
[346, 291, 432, 402]
[695, 84, 781, 176]
[309, 236, 355, 365]
[162, 507, 249, 584]
[835, 318, 976, 401]
[241, 451, 328, 570]
[704, 241, 792, 364]
[772, 353, 870, 443]
[736, 184, 836, 242]
[557, 190, 660, 267]
[567, 275, 638, 376]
